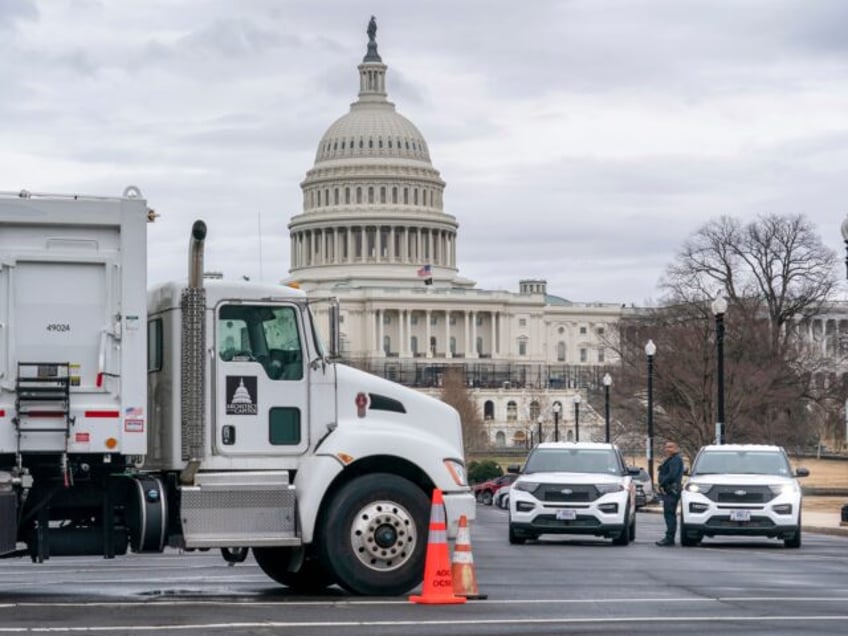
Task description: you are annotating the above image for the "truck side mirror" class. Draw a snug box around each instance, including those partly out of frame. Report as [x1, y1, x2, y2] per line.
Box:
[795, 467, 810, 478]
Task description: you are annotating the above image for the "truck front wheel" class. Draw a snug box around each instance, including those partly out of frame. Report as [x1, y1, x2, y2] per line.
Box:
[319, 473, 429, 595]
[252, 547, 336, 592]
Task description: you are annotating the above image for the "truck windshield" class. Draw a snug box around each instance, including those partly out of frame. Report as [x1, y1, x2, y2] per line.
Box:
[691, 450, 791, 476]
[523, 448, 622, 475]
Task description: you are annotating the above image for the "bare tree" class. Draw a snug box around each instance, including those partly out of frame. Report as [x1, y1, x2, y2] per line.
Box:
[440, 367, 486, 453]
[610, 213, 836, 457]
[663, 213, 837, 352]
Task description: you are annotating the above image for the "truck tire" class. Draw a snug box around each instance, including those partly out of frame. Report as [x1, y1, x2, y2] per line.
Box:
[318, 473, 429, 596]
[253, 546, 336, 592]
[680, 524, 701, 547]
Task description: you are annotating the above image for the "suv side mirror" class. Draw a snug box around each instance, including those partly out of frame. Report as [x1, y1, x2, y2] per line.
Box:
[795, 467, 810, 478]
[627, 467, 641, 476]
[507, 463, 521, 474]
[683, 468, 689, 476]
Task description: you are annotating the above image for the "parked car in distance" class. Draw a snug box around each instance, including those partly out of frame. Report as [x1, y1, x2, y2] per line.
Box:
[493, 484, 511, 509]
[631, 468, 654, 508]
[508, 442, 639, 545]
[680, 444, 808, 548]
[473, 473, 518, 505]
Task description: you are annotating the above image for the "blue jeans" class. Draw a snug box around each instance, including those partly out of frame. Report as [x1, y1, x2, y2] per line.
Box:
[662, 493, 680, 541]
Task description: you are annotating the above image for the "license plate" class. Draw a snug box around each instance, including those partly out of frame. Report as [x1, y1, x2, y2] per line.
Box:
[556, 509, 577, 521]
[729, 509, 751, 522]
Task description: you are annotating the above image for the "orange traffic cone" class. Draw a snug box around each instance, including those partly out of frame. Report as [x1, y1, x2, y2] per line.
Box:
[409, 489, 466, 605]
[451, 515, 487, 600]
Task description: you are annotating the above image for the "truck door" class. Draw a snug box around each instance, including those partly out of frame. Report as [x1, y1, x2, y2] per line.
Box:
[214, 302, 309, 456]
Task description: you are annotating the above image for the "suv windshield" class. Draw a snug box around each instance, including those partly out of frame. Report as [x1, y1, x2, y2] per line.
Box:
[691, 450, 791, 477]
[524, 448, 623, 475]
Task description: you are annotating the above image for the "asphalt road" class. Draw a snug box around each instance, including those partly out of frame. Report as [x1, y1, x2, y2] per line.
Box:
[1, 506, 848, 635]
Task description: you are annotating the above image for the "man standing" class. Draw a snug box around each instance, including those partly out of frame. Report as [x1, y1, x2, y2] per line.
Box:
[655, 441, 684, 546]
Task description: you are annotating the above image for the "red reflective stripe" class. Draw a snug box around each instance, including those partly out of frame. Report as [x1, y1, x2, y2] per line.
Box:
[96, 373, 104, 388]
[24, 411, 65, 418]
[0, 409, 5, 417]
[84, 410, 120, 418]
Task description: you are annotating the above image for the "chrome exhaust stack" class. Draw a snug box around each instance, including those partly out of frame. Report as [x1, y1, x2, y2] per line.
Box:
[180, 221, 207, 484]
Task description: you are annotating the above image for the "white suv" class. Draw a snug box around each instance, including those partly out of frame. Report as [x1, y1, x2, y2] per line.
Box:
[508, 442, 638, 545]
[680, 444, 808, 548]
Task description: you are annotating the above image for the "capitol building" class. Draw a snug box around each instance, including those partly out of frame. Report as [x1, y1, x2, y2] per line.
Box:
[283, 20, 640, 449]
[282, 20, 848, 451]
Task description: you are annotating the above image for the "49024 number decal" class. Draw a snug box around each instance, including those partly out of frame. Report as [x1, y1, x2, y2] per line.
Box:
[46, 323, 70, 332]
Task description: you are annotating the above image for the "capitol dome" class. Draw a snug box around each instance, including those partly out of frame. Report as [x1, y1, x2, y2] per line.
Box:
[287, 19, 471, 291]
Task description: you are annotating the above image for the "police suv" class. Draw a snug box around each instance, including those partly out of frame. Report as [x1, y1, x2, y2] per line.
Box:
[508, 442, 638, 545]
[680, 444, 808, 548]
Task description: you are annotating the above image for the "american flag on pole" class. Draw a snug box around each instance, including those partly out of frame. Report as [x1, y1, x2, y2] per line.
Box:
[417, 264, 433, 285]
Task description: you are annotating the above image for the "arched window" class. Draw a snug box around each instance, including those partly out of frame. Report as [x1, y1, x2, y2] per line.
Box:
[403, 188, 409, 204]
[368, 186, 374, 203]
[449, 337, 457, 355]
[356, 187, 362, 204]
[566, 430, 574, 442]
[495, 431, 506, 447]
[334, 188, 339, 205]
[506, 401, 517, 421]
[529, 400, 540, 421]
[476, 336, 483, 355]
[345, 187, 350, 204]
[414, 189, 418, 205]
[392, 187, 398, 203]
[380, 186, 386, 203]
[383, 335, 391, 355]
[484, 400, 495, 420]
[430, 336, 437, 355]
[411, 336, 418, 355]
[557, 341, 566, 362]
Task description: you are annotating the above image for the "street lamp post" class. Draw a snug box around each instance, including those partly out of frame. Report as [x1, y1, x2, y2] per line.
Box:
[573, 394, 581, 442]
[602, 373, 612, 443]
[537, 415, 543, 444]
[711, 294, 728, 445]
[552, 402, 561, 442]
[645, 339, 656, 483]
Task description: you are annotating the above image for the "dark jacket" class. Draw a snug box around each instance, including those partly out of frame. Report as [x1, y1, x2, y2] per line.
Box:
[658, 452, 684, 496]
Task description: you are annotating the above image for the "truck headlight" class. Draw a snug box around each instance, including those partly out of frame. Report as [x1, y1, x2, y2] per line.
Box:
[443, 459, 468, 487]
[686, 483, 713, 494]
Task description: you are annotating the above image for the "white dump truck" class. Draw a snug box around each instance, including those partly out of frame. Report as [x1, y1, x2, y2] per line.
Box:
[0, 187, 474, 595]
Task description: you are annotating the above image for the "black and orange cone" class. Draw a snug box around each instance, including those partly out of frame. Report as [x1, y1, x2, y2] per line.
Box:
[409, 489, 466, 605]
[451, 514, 487, 600]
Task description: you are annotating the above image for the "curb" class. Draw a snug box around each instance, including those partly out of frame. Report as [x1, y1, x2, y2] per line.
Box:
[638, 506, 848, 537]
[804, 525, 848, 538]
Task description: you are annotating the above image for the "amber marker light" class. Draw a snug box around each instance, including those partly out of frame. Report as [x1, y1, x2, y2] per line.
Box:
[336, 452, 355, 465]
[105, 438, 118, 450]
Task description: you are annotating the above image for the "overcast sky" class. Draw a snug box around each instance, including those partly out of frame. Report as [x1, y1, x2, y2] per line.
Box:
[2, 0, 847, 305]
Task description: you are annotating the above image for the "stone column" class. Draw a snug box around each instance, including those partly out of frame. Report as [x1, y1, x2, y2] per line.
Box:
[426, 310, 432, 358]
[445, 310, 451, 358]
[377, 309, 385, 357]
[470, 310, 478, 358]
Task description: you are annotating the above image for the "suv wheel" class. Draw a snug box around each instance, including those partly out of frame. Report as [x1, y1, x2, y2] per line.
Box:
[508, 523, 527, 545]
[784, 516, 801, 548]
[680, 523, 701, 547]
[481, 490, 493, 506]
[628, 512, 636, 542]
[612, 505, 631, 546]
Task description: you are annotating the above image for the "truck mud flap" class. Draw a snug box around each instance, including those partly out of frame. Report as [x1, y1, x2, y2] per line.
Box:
[0, 491, 16, 555]
[180, 471, 298, 548]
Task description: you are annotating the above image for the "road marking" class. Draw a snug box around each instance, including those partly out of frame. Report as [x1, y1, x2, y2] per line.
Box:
[3, 596, 848, 609]
[1, 615, 848, 632]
